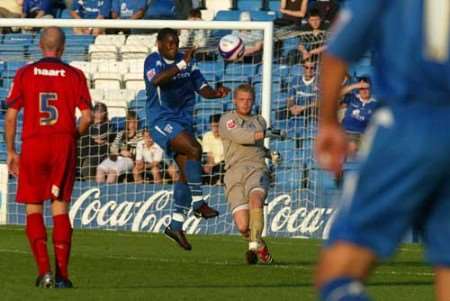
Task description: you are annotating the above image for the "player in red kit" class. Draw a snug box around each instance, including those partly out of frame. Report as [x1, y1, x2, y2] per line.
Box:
[5, 27, 92, 288]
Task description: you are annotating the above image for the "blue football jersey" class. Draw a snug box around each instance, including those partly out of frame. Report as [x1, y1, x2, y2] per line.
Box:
[144, 51, 208, 127]
[341, 93, 379, 133]
[328, 0, 450, 103]
[288, 75, 318, 107]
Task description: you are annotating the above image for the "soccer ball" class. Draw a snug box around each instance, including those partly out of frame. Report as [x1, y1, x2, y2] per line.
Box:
[218, 34, 245, 62]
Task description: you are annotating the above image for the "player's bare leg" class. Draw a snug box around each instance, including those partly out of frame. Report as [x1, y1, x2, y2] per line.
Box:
[51, 200, 73, 288]
[232, 207, 257, 264]
[315, 242, 376, 300]
[25, 204, 53, 288]
[170, 131, 219, 219]
[249, 190, 272, 264]
[435, 267, 450, 301]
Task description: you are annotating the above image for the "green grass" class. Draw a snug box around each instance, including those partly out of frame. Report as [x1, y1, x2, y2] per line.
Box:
[0, 226, 433, 301]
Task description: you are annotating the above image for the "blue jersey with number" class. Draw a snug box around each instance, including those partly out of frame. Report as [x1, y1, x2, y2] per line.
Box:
[112, 0, 146, 18]
[328, 0, 450, 103]
[288, 75, 318, 108]
[341, 93, 378, 133]
[143, 51, 208, 127]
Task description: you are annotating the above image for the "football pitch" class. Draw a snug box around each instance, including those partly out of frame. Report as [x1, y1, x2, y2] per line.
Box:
[0, 226, 434, 301]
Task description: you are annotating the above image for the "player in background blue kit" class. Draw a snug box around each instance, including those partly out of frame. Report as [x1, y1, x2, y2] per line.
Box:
[314, 1, 450, 300]
[144, 28, 230, 251]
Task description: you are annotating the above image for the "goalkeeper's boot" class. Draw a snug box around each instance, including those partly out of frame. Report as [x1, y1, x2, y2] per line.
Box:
[193, 203, 219, 219]
[257, 241, 273, 265]
[55, 276, 73, 289]
[164, 226, 192, 251]
[245, 249, 258, 265]
[35, 272, 54, 288]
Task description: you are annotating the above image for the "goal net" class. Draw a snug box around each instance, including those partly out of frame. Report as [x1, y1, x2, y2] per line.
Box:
[0, 19, 338, 239]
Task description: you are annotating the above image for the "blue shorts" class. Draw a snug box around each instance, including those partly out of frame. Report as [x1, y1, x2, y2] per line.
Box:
[328, 103, 450, 266]
[149, 119, 195, 158]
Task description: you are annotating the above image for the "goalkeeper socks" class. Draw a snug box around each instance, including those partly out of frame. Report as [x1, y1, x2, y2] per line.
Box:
[249, 208, 263, 244]
[170, 183, 192, 231]
[184, 160, 204, 210]
[26, 213, 51, 276]
[319, 277, 369, 301]
[52, 214, 73, 280]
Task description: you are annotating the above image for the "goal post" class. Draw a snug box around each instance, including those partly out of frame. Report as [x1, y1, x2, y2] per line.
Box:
[0, 18, 338, 239]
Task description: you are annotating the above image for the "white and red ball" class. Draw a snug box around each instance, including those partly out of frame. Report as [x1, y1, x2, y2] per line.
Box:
[218, 34, 245, 62]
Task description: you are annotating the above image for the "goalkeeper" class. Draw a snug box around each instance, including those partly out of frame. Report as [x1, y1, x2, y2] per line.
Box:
[219, 84, 281, 264]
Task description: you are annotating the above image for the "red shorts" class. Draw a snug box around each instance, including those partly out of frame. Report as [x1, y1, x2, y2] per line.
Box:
[16, 135, 76, 204]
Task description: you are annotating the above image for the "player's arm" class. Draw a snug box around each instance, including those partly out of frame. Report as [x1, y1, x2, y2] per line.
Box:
[198, 85, 230, 99]
[78, 109, 92, 137]
[5, 108, 20, 176]
[315, 53, 349, 173]
[219, 115, 264, 145]
[151, 48, 196, 86]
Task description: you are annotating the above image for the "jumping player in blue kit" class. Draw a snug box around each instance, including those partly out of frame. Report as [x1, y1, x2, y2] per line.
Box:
[314, 1, 450, 300]
[144, 28, 230, 251]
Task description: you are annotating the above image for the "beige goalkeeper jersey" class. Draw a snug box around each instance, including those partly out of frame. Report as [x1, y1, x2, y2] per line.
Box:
[219, 111, 267, 170]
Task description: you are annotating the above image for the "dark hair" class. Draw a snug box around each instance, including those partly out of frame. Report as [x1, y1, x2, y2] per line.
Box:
[157, 28, 178, 41]
[357, 76, 371, 84]
[189, 9, 202, 19]
[233, 83, 255, 99]
[209, 113, 221, 123]
[308, 8, 321, 18]
[126, 110, 138, 121]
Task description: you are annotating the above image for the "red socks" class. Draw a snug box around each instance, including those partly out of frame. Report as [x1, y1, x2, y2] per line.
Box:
[26, 213, 50, 276]
[52, 214, 73, 280]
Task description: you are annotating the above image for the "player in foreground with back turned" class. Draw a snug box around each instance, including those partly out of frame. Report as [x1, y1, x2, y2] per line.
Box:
[220, 84, 281, 264]
[5, 27, 92, 288]
[144, 28, 230, 251]
[315, 1, 450, 300]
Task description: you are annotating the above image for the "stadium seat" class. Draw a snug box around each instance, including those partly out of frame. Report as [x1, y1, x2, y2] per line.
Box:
[108, 107, 127, 119]
[214, 10, 241, 21]
[127, 59, 146, 73]
[96, 61, 128, 74]
[88, 45, 118, 61]
[205, 0, 233, 10]
[237, 0, 262, 11]
[120, 45, 149, 60]
[95, 35, 126, 47]
[124, 73, 145, 90]
[200, 9, 215, 21]
[250, 11, 277, 21]
[104, 89, 137, 103]
[93, 73, 122, 90]
[268, 0, 281, 11]
[6, 61, 27, 71]
[224, 63, 256, 76]
[70, 61, 94, 79]
[126, 34, 157, 47]
[89, 89, 105, 102]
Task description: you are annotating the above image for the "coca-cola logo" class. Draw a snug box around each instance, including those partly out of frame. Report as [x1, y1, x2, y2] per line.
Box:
[68, 187, 336, 239]
[69, 188, 202, 234]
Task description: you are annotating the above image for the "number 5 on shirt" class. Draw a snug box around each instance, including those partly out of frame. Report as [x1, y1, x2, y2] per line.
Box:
[39, 92, 58, 126]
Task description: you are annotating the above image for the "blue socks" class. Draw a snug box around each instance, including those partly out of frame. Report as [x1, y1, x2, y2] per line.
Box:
[320, 277, 369, 301]
[184, 160, 204, 210]
[169, 182, 192, 231]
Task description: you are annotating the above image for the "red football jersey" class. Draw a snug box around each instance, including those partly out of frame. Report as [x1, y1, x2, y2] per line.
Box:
[6, 57, 92, 140]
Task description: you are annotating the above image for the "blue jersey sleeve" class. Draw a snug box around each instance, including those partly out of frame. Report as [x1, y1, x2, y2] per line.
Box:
[101, 0, 112, 17]
[111, 0, 119, 14]
[144, 53, 163, 87]
[327, 0, 387, 63]
[190, 63, 208, 92]
[40, 0, 52, 13]
[71, 0, 80, 12]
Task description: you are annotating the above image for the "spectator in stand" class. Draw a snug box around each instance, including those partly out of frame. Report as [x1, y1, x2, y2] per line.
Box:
[23, 0, 54, 18]
[232, 11, 263, 63]
[310, 0, 339, 26]
[174, 0, 192, 19]
[96, 110, 143, 183]
[179, 9, 207, 48]
[277, 0, 308, 27]
[340, 76, 379, 156]
[79, 102, 112, 180]
[287, 59, 319, 144]
[133, 129, 164, 183]
[295, 9, 326, 63]
[0, 0, 22, 33]
[202, 114, 225, 185]
[111, 0, 145, 20]
[70, 0, 111, 35]
[144, 0, 176, 20]
[287, 59, 318, 118]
